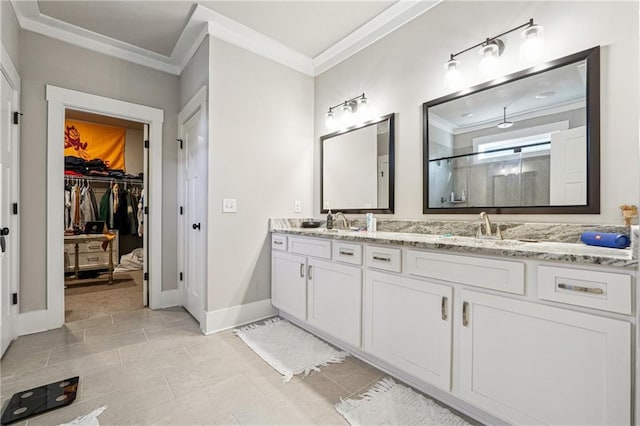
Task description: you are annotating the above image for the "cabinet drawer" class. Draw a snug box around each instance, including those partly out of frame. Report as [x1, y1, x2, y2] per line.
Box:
[82, 241, 105, 253]
[537, 265, 632, 315]
[365, 246, 401, 273]
[333, 242, 362, 265]
[78, 252, 110, 268]
[407, 250, 524, 294]
[271, 234, 288, 251]
[288, 237, 331, 259]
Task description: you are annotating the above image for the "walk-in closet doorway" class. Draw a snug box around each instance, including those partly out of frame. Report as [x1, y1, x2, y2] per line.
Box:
[45, 86, 166, 331]
[63, 110, 148, 322]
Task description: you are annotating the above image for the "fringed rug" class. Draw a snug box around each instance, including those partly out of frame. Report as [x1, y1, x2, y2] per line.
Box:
[234, 317, 348, 382]
[336, 378, 471, 426]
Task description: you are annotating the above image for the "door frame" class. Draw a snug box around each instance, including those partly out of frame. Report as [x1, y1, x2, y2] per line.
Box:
[177, 86, 207, 324]
[46, 85, 165, 329]
[0, 44, 21, 349]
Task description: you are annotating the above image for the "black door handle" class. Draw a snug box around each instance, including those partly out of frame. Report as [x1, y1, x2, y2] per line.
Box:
[0, 227, 9, 236]
[192, 223, 201, 230]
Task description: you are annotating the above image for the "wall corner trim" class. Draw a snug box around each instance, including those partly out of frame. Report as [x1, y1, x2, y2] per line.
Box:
[203, 299, 278, 335]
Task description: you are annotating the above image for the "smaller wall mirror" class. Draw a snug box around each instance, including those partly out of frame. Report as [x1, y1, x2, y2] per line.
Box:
[321, 113, 395, 213]
[423, 47, 600, 214]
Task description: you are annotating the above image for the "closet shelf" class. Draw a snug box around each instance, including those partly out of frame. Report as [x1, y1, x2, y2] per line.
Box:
[64, 175, 143, 185]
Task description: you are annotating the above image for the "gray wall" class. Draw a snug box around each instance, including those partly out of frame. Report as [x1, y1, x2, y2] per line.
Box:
[208, 39, 314, 311]
[1, 0, 20, 69]
[19, 31, 179, 312]
[179, 37, 209, 110]
[314, 1, 639, 224]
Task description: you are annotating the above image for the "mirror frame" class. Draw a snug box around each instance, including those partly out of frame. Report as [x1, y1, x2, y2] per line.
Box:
[320, 113, 395, 214]
[422, 46, 600, 214]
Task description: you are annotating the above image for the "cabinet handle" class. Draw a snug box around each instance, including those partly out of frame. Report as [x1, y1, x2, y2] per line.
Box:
[273, 240, 283, 245]
[88, 245, 101, 250]
[87, 256, 100, 262]
[308, 265, 313, 280]
[462, 301, 469, 326]
[557, 283, 604, 295]
[441, 296, 448, 321]
[300, 263, 305, 278]
[339, 249, 354, 256]
[372, 255, 391, 262]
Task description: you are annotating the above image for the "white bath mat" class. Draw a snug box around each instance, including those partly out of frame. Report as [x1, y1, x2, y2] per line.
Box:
[59, 406, 107, 426]
[234, 317, 348, 382]
[336, 378, 471, 426]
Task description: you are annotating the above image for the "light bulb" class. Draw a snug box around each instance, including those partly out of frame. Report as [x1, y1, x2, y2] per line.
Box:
[357, 96, 369, 120]
[340, 102, 353, 127]
[479, 43, 500, 78]
[520, 24, 544, 62]
[325, 110, 336, 130]
[444, 58, 462, 90]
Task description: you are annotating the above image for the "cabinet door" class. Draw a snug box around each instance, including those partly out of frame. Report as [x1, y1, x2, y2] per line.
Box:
[307, 258, 362, 347]
[459, 290, 630, 425]
[271, 252, 307, 321]
[364, 270, 452, 391]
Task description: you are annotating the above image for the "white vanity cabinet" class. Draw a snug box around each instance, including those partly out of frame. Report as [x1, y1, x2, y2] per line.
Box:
[458, 289, 631, 425]
[364, 270, 453, 390]
[272, 251, 308, 321]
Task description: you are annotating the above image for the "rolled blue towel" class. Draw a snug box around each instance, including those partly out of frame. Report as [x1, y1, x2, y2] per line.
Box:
[580, 231, 630, 249]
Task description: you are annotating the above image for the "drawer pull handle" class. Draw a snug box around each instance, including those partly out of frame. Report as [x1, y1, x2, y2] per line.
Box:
[462, 301, 469, 327]
[441, 296, 448, 321]
[339, 249, 354, 256]
[300, 263, 305, 278]
[372, 255, 391, 262]
[88, 245, 101, 250]
[308, 265, 313, 280]
[273, 240, 283, 245]
[87, 256, 100, 262]
[557, 283, 604, 295]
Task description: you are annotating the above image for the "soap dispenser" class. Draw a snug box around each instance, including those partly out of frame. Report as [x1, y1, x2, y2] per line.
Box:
[326, 209, 333, 229]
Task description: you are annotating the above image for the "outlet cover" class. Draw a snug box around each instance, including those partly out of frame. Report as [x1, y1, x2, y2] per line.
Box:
[294, 200, 301, 213]
[222, 198, 237, 213]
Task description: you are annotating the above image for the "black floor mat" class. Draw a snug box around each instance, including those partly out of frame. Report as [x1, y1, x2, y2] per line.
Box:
[1, 377, 79, 425]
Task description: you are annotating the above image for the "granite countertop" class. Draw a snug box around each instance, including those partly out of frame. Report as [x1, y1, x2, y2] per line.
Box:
[273, 227, 638, 270]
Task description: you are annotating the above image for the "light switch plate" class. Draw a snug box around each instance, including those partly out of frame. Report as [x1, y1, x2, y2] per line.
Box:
[222, 198, 237, 213]
[294, 200, 301, 213]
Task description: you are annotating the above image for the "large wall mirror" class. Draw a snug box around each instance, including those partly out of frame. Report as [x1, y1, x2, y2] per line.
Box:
[321, 113, 395, 213]
[423, 47, 600, 214]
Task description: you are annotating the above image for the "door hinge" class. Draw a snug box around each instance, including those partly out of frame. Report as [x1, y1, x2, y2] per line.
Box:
[12, 203, 18, 215]
[144, 140, 149, 149]
[13, 112, 22, 125]
[177, 138, 183, 149]
[179, 272, 183, 281]
[144, 206, 149, 215]
[144, 272, 149, 281]
[179, 206, 183, 215]
[11, 293, 17, 305]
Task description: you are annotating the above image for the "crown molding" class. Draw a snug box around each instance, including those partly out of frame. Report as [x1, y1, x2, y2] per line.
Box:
[313, 0, 442, 75]
[10, 0, 442, 77]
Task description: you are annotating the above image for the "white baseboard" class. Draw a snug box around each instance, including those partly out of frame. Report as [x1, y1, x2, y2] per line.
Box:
[154, 289, 179, 309]
[204, 299, 277, 335]
[18, 309, 56, 336]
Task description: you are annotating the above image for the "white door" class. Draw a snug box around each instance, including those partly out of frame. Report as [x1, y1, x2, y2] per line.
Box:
[180, 109, 207, 325]
[307, 258, 362, 347]
[550, 126, 586, 205]
[0, 72, 17, 356]
[363, 270, 453, 390]
[377, 155, 389, 208]
[271, 251, 307, 321]
[458, 289, 630, 425]
[142, 124, 149, 306]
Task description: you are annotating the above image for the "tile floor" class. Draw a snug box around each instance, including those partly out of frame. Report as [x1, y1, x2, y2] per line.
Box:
[1, 309, 476, 425]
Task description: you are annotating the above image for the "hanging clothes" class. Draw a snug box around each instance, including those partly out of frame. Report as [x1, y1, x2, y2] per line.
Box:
[99, 187, 112, 228]
[137, 191, 144, 237]
[127, 190, 138, 235]
[113, 187, 129, 235]
[64, 183, 72, 231]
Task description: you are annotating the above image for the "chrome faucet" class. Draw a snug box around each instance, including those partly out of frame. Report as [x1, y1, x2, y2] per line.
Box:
[334, 212, 350, 230]
[477, 212, 502, 240]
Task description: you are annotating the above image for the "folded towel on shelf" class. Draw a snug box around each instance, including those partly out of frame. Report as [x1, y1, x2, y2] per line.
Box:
[580, 231, 630, 249]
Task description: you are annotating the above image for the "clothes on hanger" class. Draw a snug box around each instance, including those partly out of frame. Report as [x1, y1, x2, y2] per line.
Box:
[64, 179, 99, 230]
[97, 182, 142, 234]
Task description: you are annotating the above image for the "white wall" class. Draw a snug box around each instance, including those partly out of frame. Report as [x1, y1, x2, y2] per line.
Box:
[179, 37, 209, 110]
[314, 1, 639, 224]
[208, 38, 314, 311]
[18, 31, 179, 312]
[1, 0, 20, 68]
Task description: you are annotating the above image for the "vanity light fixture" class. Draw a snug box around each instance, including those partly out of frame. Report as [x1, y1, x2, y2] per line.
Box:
[497, 106, 514, 129]
[444, 19, 544, 89]
[325, 93, 370, 130]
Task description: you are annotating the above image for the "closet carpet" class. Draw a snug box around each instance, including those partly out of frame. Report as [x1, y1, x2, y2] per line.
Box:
[0, 309, 480, 425]
[65, 270, 144, 323]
